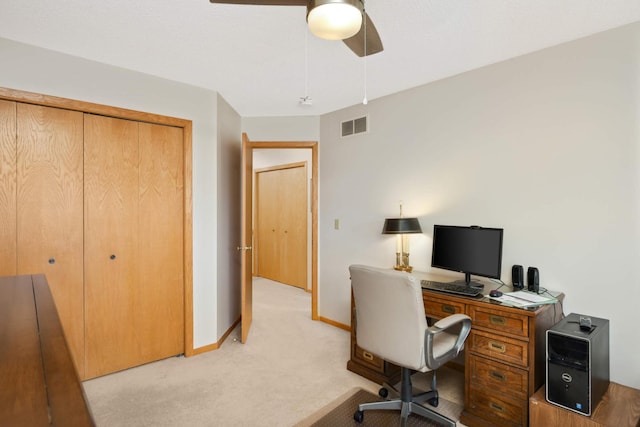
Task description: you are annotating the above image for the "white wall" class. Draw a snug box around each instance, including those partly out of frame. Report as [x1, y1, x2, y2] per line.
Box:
[0, 37, 226, 348]
[319, 22, 640, 388]
[253, 149, 312, 170]
[242, 116, 320, 141]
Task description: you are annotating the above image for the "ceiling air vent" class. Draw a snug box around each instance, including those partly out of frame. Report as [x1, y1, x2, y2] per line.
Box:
[341, 115, 368, 137]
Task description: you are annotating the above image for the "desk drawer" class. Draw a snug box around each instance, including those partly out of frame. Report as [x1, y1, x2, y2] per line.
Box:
[469, 354, 528, 399]
[468, 329, 528, 367]
[423, 295, 466, 319]
[353, 343, 384, 371]
[469, 305, 529, 338]
[468, 382, 527, 427]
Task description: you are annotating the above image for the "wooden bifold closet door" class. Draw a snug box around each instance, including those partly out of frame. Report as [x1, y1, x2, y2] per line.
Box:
[0, 101, 85, 375]
[17, 104, 85, 376]
[1, 92, 187, 380]
[0, 100, 17, 275]
[84, 114, 184, 379]
[256, 163, 307, 289]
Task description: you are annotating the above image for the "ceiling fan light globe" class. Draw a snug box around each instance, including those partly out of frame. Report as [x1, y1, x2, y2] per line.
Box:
[307, 1, 363, 41]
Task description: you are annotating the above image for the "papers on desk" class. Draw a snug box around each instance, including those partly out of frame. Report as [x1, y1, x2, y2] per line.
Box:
[487, 290, 558, 308]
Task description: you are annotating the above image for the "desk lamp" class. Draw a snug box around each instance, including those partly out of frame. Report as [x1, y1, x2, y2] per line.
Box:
[382, 206, 422, 272]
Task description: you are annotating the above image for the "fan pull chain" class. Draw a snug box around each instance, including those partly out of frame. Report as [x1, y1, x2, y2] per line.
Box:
[305, 26, 309, 98]
[362, 2, 368, 105]
[300, 24, 312, 105]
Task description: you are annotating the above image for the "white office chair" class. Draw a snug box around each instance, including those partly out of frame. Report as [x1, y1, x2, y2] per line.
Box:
[349, 264, 472, 427]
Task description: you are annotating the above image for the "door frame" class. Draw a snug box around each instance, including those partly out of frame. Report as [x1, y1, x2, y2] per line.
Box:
[246, 139, 319, 320]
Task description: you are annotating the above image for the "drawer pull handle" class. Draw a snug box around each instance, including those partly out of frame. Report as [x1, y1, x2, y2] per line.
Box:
[489, 341, 506, 353]
[490, 402, 505, 413]
[441, 304, 455, 314]
[362, 351, 374, 361]
[489, 315, 506, 326]
[489, 370, 506, 382]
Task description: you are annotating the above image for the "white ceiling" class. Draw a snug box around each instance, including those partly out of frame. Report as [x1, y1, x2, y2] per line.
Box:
[1, 1, 639, 117]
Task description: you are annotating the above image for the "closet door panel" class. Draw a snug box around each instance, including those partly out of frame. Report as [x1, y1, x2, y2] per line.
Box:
[280, 165, 307, 289]
[0, 100, 16, 276]
[15, 103, 84, 375]
[138, 122, 184, 360]
[256, 169, 280, 281]
[84, 114, 139, 379]
[256, 165, 307, 288]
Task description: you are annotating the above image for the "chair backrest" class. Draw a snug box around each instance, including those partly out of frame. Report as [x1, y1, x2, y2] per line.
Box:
[349, 264, 428, 370]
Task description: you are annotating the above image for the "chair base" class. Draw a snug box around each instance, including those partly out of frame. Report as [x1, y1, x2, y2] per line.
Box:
[354, 368, 455, 427]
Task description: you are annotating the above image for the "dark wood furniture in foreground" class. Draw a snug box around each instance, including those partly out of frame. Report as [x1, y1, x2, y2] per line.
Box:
[0, 274, 94, 426]
[529, 383, 640, 427]
[347, 271, 564, 427]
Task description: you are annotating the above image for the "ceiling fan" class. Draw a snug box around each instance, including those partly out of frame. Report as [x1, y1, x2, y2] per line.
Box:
[209, 0, 383, 57]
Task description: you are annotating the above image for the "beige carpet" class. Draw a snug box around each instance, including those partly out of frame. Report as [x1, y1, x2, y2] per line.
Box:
[82, 278, 465, 426]
[294, 387, 463, 427]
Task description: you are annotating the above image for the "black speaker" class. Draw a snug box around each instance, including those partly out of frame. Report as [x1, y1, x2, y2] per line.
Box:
[527, 267, 539, 293]
[512, 265, 524, 289]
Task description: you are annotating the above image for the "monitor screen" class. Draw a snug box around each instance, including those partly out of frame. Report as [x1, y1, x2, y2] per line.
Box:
[431, 225, 503, 287]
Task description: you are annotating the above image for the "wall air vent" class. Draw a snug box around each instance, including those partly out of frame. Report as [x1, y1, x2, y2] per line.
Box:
[341, 115, 368, 137]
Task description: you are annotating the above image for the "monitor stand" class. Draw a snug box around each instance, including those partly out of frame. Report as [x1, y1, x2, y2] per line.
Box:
[454, 273, 485, 289]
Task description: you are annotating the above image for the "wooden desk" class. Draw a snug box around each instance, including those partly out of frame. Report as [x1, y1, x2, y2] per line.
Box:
[529, 384, 640, 427]
[347, 273, 564, 427]
[0, 274, 94, 426]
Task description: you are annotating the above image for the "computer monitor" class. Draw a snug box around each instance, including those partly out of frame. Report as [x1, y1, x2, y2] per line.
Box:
[431, 225, 504, 288]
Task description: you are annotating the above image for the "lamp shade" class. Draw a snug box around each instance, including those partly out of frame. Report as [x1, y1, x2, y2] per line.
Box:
[307, 0, 363, 41]
[382, 218, 422, 234]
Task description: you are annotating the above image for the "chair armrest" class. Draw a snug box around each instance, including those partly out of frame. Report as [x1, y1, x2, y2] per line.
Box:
[431, 313, 470, 331]
[424, 314, 472, 370]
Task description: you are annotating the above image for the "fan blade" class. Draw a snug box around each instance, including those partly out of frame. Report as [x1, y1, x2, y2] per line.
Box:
[343, 12, 383, 57]
[209, 0, 307, 5]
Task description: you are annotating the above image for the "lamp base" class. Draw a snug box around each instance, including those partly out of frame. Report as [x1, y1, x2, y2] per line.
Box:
[393, 265, 413, 273]
[393, 252, 413, 272]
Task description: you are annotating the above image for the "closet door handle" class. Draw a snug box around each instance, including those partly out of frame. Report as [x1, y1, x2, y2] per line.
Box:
[48, 258, 56, 264]
[110, 254, 117, 260]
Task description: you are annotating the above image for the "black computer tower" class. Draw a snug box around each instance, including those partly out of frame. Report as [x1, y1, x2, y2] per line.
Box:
[546, 313, 610, 416]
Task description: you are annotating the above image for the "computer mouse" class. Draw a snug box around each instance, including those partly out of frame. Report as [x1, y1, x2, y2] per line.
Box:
[489, 290, 503, 297]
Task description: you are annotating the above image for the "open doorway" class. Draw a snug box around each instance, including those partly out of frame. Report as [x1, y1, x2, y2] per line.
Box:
[254, 159, 309, 291]
[240, 137, 318, 345]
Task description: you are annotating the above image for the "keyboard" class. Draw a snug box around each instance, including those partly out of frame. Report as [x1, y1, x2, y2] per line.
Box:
[420, 280, 482, 297]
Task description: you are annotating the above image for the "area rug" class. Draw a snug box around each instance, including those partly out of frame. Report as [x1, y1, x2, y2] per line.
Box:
[293, 387, 463, 427]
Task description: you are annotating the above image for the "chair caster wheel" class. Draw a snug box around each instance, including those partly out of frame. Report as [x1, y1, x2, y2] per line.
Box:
[378, 387, 389, 398]
[353, 410, 364, 423]
[428, 396, 439, 407]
